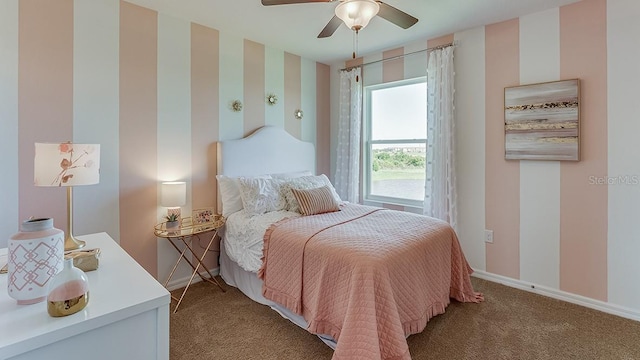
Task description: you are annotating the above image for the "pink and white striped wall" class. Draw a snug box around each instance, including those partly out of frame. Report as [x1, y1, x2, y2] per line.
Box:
[0, 0, 331, 283]
[331, 0, 640, 318]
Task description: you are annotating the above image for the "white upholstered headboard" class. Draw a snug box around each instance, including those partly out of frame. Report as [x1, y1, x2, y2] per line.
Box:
[216, 126, 316, 178]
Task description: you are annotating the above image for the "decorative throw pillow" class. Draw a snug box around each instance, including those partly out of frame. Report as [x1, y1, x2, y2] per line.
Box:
[291, 185, 340, 216]
[216, 174, 271, 217]
[237, 177, 286, 216]
[216, 175, 244, 218]
[281, 174, 342, 213]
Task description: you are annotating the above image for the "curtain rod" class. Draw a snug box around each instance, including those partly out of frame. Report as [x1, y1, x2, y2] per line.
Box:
[340, 41, 456, 72]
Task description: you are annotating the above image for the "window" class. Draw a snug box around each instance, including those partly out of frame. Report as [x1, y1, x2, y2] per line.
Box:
[363, 78, 426, 207]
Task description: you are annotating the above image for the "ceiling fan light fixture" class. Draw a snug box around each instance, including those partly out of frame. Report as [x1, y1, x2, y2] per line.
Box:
[335, 0, 380, 31]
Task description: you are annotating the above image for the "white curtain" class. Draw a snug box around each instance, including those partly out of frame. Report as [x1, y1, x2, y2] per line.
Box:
[424, 46, 457, 229]
[335, 67, 362, 203]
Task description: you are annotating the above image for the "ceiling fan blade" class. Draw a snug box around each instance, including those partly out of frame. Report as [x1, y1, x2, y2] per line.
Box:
[376, 1, 418, 29]
[318, 15, 342, 38]
[262, 0, 330, 5]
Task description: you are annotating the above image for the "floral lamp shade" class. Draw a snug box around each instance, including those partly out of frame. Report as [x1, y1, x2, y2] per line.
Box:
[34, 143, 100, 187]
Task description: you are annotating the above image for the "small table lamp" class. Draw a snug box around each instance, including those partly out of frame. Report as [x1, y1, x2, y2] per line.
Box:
[161, 182, 186, 221]
[34, 143, 100, 251]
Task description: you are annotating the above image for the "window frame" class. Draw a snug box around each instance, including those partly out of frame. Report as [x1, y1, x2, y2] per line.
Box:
[362, 77, 427, 208]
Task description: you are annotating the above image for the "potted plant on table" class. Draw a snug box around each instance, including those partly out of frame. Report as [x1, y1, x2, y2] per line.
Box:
[165, 213, 180, 230]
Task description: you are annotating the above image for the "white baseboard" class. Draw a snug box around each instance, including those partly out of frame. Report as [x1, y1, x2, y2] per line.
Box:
[165, 267, 220, 292]
[472, 270, 640, 322]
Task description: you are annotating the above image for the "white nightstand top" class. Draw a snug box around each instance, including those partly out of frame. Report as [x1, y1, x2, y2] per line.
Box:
[0, 232, 170, 359]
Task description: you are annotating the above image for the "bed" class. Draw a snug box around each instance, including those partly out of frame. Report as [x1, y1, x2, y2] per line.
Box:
[216, 126, 481, 360]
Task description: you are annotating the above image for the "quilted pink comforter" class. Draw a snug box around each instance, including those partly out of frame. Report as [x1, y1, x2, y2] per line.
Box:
[258, 204, 482, 360]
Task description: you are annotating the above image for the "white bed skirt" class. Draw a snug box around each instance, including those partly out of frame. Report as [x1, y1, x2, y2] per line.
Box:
[219, 238, 337, 349]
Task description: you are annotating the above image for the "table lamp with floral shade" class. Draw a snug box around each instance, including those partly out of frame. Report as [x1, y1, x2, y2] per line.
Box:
[34, 143, 100, 251]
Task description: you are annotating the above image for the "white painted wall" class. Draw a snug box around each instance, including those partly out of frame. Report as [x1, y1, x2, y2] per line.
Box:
[362, 53, 383, 87]
[73, 0, 120, 243]
[157, 13, 193, 283]
[265, 47, 285, 128]
[518, 8, 561, 289]
[453, 27, 487, 271]
[301, 58, 317, 145]
[0, 0, 19, 248]
[403, 39, 427, 81]
[607, 0, 640, 310]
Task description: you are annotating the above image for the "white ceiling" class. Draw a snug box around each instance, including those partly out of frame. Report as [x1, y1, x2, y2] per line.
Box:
[125, 0, 582, 64]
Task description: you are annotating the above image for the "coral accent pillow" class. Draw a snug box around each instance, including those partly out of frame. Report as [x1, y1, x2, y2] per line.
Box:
[281, 174, 342, 213]
[291, 185, 341, 216]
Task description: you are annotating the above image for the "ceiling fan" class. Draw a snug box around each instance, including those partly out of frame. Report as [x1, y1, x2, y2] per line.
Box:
[261, 0, 419, 39]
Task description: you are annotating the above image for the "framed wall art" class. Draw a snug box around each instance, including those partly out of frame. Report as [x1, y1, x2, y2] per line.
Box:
[504, 79, 580, 161]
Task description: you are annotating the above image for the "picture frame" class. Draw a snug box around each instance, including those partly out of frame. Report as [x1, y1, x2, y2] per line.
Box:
[192, 207, 215, 225]
[504, 79, 580, 161]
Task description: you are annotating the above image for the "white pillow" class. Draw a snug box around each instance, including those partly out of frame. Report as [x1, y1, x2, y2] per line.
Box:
[281, 174, 341, 213]
[216, 174, 270, 217]
[270, 170, 313, 179]
[237, 177, 286, 216]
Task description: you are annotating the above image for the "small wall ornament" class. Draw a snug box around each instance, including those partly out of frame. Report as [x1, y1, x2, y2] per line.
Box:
[231, 100, 243, 112]
[266, 93, 278, 105]
[294, 109, 304, 120]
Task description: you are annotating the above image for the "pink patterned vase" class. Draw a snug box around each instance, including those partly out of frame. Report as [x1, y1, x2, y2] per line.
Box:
[8, 218, 64, 305]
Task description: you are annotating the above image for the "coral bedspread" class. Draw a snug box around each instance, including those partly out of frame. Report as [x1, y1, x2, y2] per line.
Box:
[258, 204, 482, 360]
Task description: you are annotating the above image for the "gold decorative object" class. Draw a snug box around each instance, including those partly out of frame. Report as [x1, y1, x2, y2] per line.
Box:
[266, 93, 278, 105]
[65, 248, 101, 272]
[154, 214, 226, 312]
[294, 109, 304, 120]
[47, 258, 90, 317]
[231, 100, 243, 112]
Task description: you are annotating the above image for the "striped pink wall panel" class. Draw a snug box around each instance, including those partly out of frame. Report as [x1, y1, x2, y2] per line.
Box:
[18, 0, 73, 232]
[559, 0, 608, 301]
[284, 52, 301, 139]
[119, 1, 158, 277]
[428, 34, 454, 48]
[485, 19, 521, 279]
[382, 47, 404, 83]
[191, 23, 221, 269]
[243, 40, 266, 137]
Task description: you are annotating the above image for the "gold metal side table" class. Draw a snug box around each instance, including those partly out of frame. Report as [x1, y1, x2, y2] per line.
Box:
[154, 215, 226, 313]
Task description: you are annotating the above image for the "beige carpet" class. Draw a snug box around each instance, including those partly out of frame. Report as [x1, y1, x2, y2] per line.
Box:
[170, 277, 640, 360]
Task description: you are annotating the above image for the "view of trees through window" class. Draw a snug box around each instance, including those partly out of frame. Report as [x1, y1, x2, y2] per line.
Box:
[366, 80, 427, 204]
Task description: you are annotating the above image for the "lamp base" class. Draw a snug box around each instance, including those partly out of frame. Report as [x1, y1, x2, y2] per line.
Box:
[64, 235, 86, 251]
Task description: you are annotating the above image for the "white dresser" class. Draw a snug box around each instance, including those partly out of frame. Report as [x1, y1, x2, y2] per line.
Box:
[0, 232, 170, 360]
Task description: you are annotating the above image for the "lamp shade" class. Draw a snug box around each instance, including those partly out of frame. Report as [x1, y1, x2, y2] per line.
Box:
[34, 143, 100, 187]
[335, 0, 380, 31]
[161, 182, 186, 207]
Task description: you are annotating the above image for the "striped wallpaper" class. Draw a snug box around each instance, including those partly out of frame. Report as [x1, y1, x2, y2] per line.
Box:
[1, 0, 639, 320]
[332, 0, 640, 318]
[0, 0, 331, 282]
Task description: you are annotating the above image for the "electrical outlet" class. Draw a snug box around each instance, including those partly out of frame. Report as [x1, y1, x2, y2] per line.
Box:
[484, 230, 493, 243]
